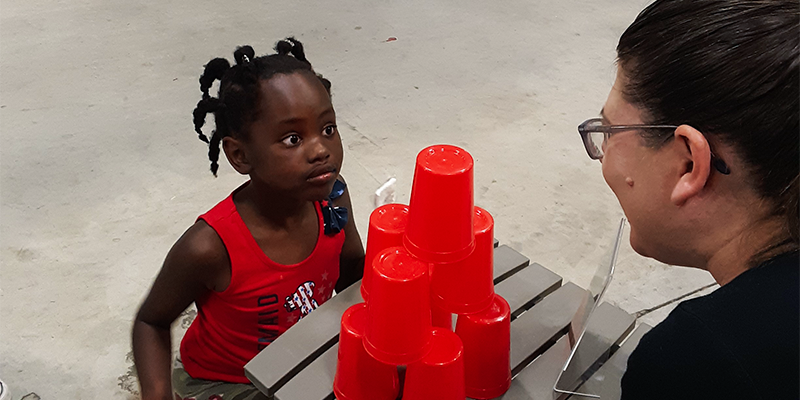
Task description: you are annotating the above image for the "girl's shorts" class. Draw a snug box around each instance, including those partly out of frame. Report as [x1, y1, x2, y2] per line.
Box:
[172, 359, 269, 400]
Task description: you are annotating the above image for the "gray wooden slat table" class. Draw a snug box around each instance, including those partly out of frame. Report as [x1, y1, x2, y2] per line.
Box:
[245, 242, 642, 400]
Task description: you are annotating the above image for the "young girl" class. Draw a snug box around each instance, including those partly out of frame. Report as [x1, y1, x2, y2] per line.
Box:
[132, 38, 365, 400]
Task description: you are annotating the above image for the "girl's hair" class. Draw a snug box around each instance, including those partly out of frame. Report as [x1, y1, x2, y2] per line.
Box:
[192, 37, 332, 176]
[616, 0, 799, 257]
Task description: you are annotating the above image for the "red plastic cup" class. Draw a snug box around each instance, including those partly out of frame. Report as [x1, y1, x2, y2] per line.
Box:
[404, 145, 475, 264]
[364, 247, 432, 365]
[402, 328, 466, 400]
[334, 303, 399, 400]
[431, 301, 453, 331]
[455, 294, 511, 399]
[430, 206, 495, 314]
[361, 204, 410, 301]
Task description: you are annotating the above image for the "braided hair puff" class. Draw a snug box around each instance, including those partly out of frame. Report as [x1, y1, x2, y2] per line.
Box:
[277, 38, 332, 93]
[191, 38, 331, 176]
[193, 58, 229, 143]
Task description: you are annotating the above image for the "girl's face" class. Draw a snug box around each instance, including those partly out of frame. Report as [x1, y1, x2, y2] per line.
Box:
[240, 72, 344, 201]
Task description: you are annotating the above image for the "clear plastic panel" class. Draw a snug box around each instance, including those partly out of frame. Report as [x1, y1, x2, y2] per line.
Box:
[553, 217, 627, 398]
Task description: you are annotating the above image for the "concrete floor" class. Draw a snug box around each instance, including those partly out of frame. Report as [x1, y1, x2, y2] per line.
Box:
[1, 0, 717, 398]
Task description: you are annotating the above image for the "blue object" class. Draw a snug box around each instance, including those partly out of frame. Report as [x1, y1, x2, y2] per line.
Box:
[322, 180, 348, 235]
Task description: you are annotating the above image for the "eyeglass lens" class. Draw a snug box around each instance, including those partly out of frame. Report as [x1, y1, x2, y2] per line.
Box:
[589, 131, 605, 158]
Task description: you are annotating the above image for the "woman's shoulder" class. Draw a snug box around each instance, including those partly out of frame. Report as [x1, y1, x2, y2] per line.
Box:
[621, 306, 758, 399]
[621, 254, 800, 400]
[682, 251, 799, 326]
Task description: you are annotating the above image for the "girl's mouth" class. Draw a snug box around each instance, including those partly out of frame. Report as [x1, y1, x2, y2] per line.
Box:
[307, 169, 337, 185]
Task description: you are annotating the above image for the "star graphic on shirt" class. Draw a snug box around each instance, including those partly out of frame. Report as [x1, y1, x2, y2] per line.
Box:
[287, 313, 298, 324]
[321, 271, 329, 281]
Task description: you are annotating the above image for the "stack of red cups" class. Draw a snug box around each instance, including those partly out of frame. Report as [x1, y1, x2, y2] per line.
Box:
[333, 145, 511, 400]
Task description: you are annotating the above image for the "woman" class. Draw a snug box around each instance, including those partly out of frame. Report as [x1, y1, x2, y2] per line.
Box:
[577, 1, 798, 398]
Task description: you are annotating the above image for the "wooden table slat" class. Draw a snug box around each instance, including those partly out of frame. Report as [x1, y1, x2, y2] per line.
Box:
[555, 302, 636, 393]
[493, 245, 531, 284]
[574, 323, 652, 399]
[501, 303, 637, 400]
[509, 283, 589, 375]
[244, 281, 363, 397]
[277, 341, 341, 400]
[496, 262, 561, 321]
[501, 335, 572, 400]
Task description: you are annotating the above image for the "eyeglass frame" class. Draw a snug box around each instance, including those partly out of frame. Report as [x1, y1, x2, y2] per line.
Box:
[578, 117, 731, 175]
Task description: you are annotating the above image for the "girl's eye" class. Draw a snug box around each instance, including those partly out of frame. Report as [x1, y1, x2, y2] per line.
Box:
[282, 135, 301, 146]
[323, 125, 337, 137]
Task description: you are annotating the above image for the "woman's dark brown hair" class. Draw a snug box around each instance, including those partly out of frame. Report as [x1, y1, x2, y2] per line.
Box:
[617, 0, 799, 258]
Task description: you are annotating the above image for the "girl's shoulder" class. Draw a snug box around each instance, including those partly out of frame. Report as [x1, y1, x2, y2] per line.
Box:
[165, 220, 231, 292]
[135, 220, 233, 330]
[180, 220, 228, 259]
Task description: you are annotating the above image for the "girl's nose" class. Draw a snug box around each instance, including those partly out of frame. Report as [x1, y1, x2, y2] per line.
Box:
[307, 137, 331, 163]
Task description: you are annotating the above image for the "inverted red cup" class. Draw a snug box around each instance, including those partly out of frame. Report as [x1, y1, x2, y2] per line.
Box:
[334, 303, 399, 400]
[364, 247, 432, 365]
[402, 328, 466, 400]
[404, 145, 475, 264]
[455, 294, 511, 399]
[431, 302, 453, 331]
[362, 204, 410, 301]
[430, 206, 495, 314]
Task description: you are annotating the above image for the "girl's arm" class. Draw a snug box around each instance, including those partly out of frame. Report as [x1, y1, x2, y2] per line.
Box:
[132, 221, 230, 400]
[332, 176, 365, 292]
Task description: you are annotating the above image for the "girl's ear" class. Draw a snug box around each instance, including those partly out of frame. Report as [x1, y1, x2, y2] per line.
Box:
[222, 136, 253, 175]
[670, 124, 713, 206]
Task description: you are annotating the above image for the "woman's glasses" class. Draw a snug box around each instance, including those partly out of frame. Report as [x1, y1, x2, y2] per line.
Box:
[578, 118, 731, 175]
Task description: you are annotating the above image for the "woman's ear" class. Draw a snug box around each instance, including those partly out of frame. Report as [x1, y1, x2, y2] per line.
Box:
[222, 136, 253, 175]
[670, 124, 712, 206]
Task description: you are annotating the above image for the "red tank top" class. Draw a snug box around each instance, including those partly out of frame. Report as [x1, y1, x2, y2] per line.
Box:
[180, 185, 345, 383]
